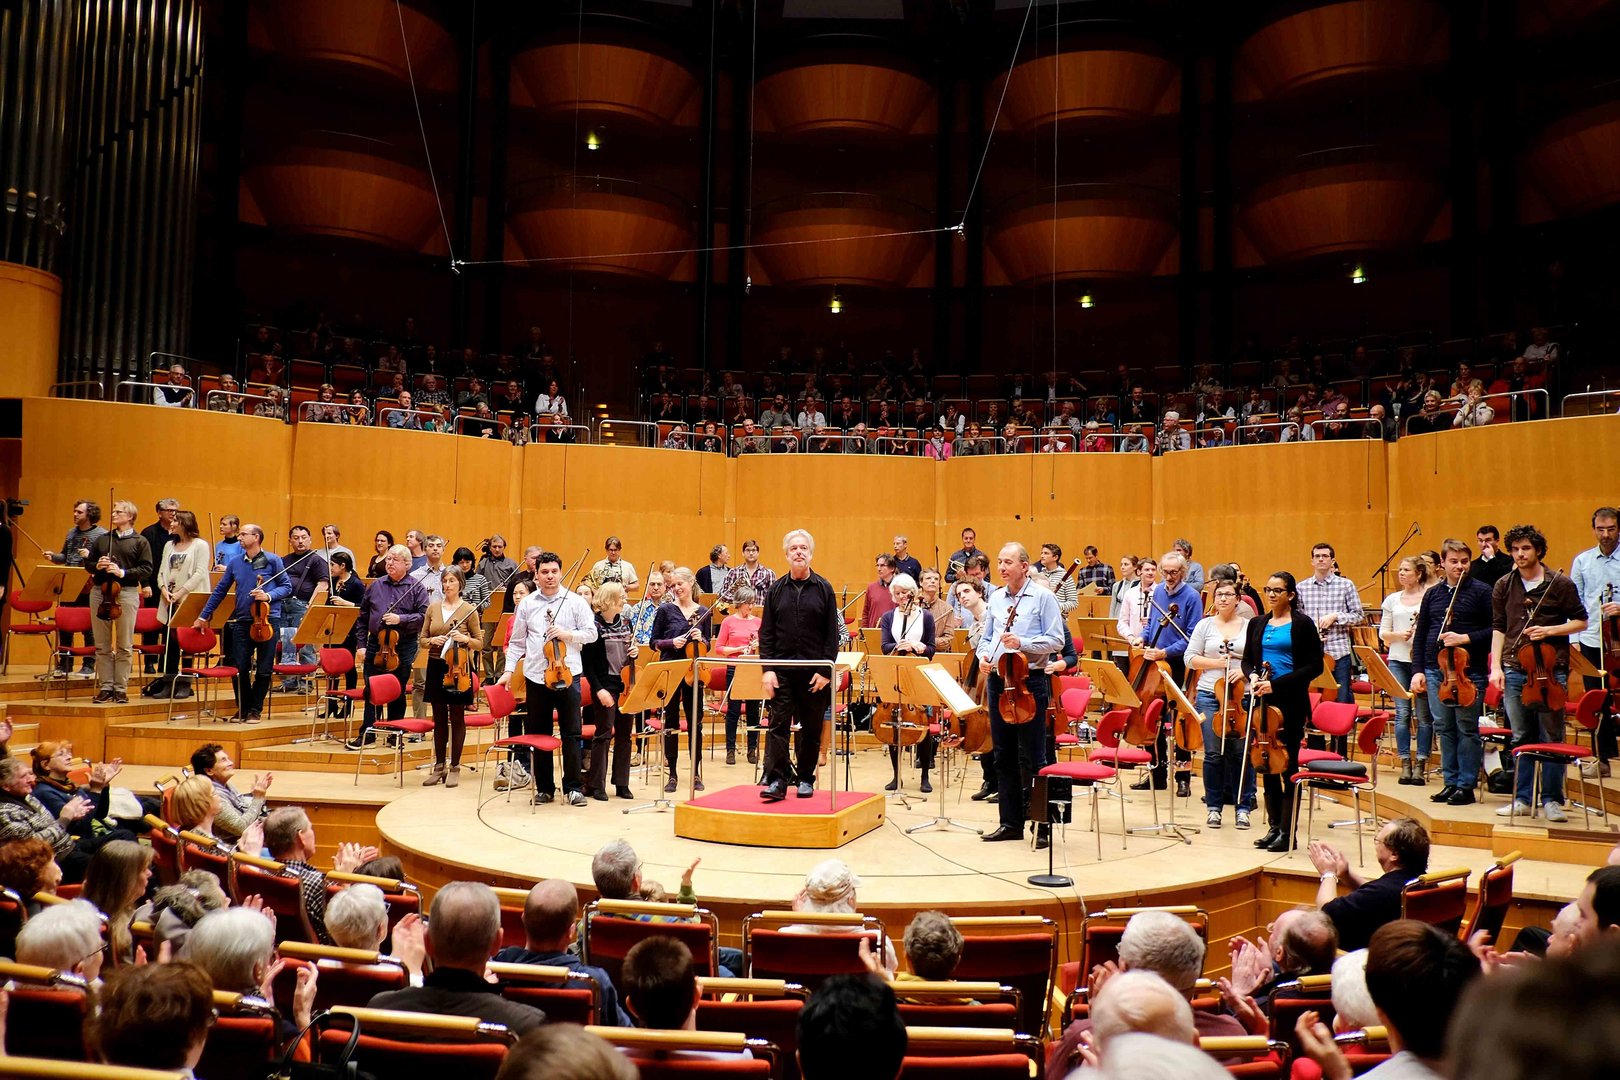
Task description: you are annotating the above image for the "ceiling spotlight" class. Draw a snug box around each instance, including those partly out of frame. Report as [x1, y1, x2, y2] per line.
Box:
[1350, 264, 1366, 285]
[829, 288, 843, 315]
[1077, 293, 1095, 309]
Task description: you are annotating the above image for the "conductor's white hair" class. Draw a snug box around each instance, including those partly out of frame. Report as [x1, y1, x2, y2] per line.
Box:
[782, 529, 815, 554]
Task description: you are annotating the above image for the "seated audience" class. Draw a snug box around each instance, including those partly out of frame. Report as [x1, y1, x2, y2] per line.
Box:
[367, 880, 546, 1035]
[88, 962, 216, 1072]
[1094, 1032, 1231, 1080]
[133, 870, 230, 955]
[494, 1024, 638, 1080]
[1309, 817, 1430, 950]
[170, 772, 264, 855]
[797, 974, 907, 1080]
[324, 882, 426, 982]
[783, 858, 898, 976]
[1069, 969, 1198, 1074]
[1224, 906, 1338, 1009]
[590, 840, 743, 975]
[185, 906, 318, 1037]
[15, 898, 107, 982]
[0, 836, 62, 914]
[621, 936, 749, 1059]
[79, 839, 153, 965]
[264, 806, 377, 944]
[1295, 920, 1480, 1080]
[493, 878, 630, 1025]
[0, 755, 134, 883]
[1328, 949, 1378, 1031]
[189, 742, 271, 843]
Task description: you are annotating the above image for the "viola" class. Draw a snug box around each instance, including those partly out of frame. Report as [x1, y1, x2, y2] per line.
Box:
[249, 574, 275, 644]
[1123, 602, 1178, 745]
[97, 570, 123, 622]
[1246, 662, 1290, 774]
[680, 606, 713, 687]
[375, 627, 401, 671]
[445, 638, 474, 694]
[542, 607, 572, 691]
[1211, 639, 1245, 739]
[995, 587, 1039, 725]
[1435, 581, 1476, 708]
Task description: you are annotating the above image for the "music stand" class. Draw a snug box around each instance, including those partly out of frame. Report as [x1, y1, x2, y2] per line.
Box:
[1311, 653, 1340, 696]
[1076, 617, 1127, 658]
[17, 566, 88, 680]
[865, 653, 930, 807]
[291, 605, 363, 744]
[950, 628, 971, 653]
[1080, 658, 1140, 710]
[832, 650, 866, 794]
[1150, 673, 1203, 844]
[860, 627, 885, 657]
[622, 660, 692, 815]
[906, 662, 984, 835]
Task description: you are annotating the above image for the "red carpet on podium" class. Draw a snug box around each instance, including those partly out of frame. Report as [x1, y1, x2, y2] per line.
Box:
[685, 785, 881, 815]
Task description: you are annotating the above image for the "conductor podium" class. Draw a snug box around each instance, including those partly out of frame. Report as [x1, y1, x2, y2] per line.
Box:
[670, 651, 888, 849]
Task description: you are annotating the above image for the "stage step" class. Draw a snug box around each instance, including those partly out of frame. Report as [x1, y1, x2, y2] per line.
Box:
[242, 727, 503, 776]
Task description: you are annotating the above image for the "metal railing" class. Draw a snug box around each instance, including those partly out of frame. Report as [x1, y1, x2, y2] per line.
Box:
[1233, 421, 1302, 444]
[1561, 388, 1620, 417]
[597, 419, 660, 446]
[1307, 418, 1386, 440]
[1401, 407, 1461, 436]
[528, 422, 591, 443]
[801, 432, 871, 454]
[869, 435, 926, 455]
[1014, 433, 1077, 453]
[116, 379, 194, 406]
[49, 380, 105, 400]
[298, 401, 371, 424]
[378, 407, 446, 430]
[948, 435, 1007, 455]
[206, 390, 282, 418]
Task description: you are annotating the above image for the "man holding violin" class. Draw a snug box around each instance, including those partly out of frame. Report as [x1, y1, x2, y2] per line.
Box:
[1133, 551, 1203, 797]
[1570, 507, 1620, 776]
[346, 544, 429, 749]
[1410, 539, 1493, 806]
[976, 543, 1064, 845]
[196, 524, 288, 725]
[87, 501, 154, 705]
[1489, 524, 1587, 823]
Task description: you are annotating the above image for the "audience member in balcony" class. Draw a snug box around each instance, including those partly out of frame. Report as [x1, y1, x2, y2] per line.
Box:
[344, 389, 372, 425]
[1394, 371, 1433, 419]
[937, 401, 964, 435]
[1075, 419, 1105, 452]
[1452, 380, 1494, 428]
[375, 345, 405, 376]
[771, 425, 799, 453]
[1368, 403, 1394, 441]
[733, 418, 766, 455]
[1503, 356, 1536, 421]
[807, 425, 839, 454]
[1011, 398, 1042, 430]
[697, 421, 724, 454]
[952, 421, 984, 456]
[690, 394, 718, 426]
[902, 397, 927, 430]
[153, 362, 193, 408]
[717, 371, 743, 400]
[410, 374, 446, 413]
[1199, 389, 1236, 426]
[1277, 406, 1311, 442]
[413, 342, 440, 373]
[1445, 362, 1475, 403]
[652, 392, 683, 425]
[1117, 424, 1148, 454]
[303, 383, 337, 423]
[378, 372, 408, 403]
[1084, 397, 1114, 429]
[1156, 412, 1192, 454]
[1523, 325, 1557, 365]
[489, 353, 520, 383]
[842, 422, 868, 453]
[1316, 401, 1353, 440]
[922, 425, 952, 460]
[1122, 386, 1156, 426]
[1197, 426, 1227, 449]
[797, 397, 827, 435]
[461, 401, 499, 439]
[869, 399, 896, 433]
[387, 390, 422, 430]
[208, 374, 244, 414]
[723, 395, 751, 426]
[257, 387, 289, 422]
[1269, 357, 1302, 399]
[867, 375, 893, 403]
[828, 396, 859, 432]
[458, 376, 490, 412]
[1001, 419, 1023, 452]
[758, 393, 789, 430]
[1403, 390, 1448, 436]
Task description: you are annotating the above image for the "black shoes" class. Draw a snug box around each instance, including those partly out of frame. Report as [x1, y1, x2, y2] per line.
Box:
[1130, 777, 1168, 791]
[1033, 824, 1051, 850]
[970, 783, 996, 802]
[1446, 789, 1476, 806]
[344, 734, 377, 751]
[760, 781, 787, 802]
[1431, 785, 1459, 803]
[1175, 777, 1191, 799]
[1262, 832, 1292, 853]
[982, 826, 1023, 842]
[796, 782, 814, 799]
[884, 778, 899, 792]
[1254, 826, 1282, 849]
[615, 786, 634, 800]
[919, 774, 933, 794]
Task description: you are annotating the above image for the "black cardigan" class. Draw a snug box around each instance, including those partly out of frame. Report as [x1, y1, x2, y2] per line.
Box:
[1242, 610, 1325, 721]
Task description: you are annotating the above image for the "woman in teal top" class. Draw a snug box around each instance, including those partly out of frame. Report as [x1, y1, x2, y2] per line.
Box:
[1243, 571, 1324, 852]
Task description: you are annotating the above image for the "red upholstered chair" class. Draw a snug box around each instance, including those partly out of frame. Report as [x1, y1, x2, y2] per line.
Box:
[0, 964, 91, 1061]
[274, 943, 409, 1012]
[5, 595, 58, 677]
[1062, 905, 1210, 1026]
[199, 991, 281, 1080]
[492, 885, 528, 949]
[951, 915, 1058, 1039]
[582, 899, 721, 989]
[230, 852, 320, 944]
[1290, 710, 1388, 859]
[898, 1026, 1042, 1080]
[172, 625, 239, 723]
[461, 677, 511, 766]
[1267, 974, 1334, 1058]
[1053, 686, 1094, 758]
[320, 645, 361, 737]
[1037, 756, 1119, 859]
[131, 605, 164, 686]
[144, 815, 182, 886]
[315, 1007, 515, 1080]
[585, 1026, 776, 1078]
[358, 674, 432, 787]
[1298, 701, 1358, 769]
[49, 606, 97, 701]
[489, 961, 602, 1024]
[695, 977, 807, 1079]
[743, 911, 886, 990]
[179, 833, 231, 887]
[1509, 688, 1604, 828]
[478, 681, 563, 808]
[1401, 867, 1471, 936]
[1461, 851, 1521, 946]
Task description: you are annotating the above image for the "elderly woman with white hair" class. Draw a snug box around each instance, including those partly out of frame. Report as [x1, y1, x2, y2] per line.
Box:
[781, 858, 897, 975]
[16, 899, 108, 983]
[877, 573, 937, 793]
[184, 906, 319, 1039]
[324, 883, 426, 983]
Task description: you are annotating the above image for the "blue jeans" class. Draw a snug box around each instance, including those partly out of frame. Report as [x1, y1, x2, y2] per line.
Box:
[1197, 689, 1256, 811]
[228, 619, 277, 716]
[988, 672, 1050, 831]
[1504, 668, 1568, 807]
[278, 597, 316, 670]
[1426, 666, 1484, 789]
[1332, 652, 1354, 704]
[1388, 660, 1431, 760]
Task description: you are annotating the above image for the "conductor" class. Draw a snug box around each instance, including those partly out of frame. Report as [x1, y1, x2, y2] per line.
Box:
[758, 528, 842, 803]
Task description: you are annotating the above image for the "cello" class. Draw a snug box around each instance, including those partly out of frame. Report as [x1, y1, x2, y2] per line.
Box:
[1123, 603, 1178, 745]
[1434, 577, 1476, 708]
[873, 596, 931, 749]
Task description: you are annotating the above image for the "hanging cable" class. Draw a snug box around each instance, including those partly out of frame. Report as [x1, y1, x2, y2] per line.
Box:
[395, 0, 455, 266]
[959, 0, 1037, 231]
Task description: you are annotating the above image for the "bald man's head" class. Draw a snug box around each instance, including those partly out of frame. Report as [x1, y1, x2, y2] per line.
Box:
[521, 879, 581, 950]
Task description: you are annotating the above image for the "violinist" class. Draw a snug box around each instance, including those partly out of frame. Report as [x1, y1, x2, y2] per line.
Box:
[715, 585, 762, 766]
[1410, 540, 1493, 806]
[581, 582, 637, 800]
[497, 552, 597, 806]
[144, 510, 209, 701]
[275, 526, 327, 695]
[87, 502, 154, 705]
[954, 578, 998, 802]
[345, 544, 428, 748]
[1114, 557, 1157, 647]
[366, 531, 394, 578]
[138, 499, 181, 677]
[650, 567, 712, 794]
[451, 547, 492, 613]
[45, 501, 104, 678]
[1570, 507, 1620, 775]
[1380, 557, 1432, 787]
[879, 574, 937, 794]
[195, 525, 287, 725]
[1108, 554, 1140, 673]
[975, 544, 1064, 845]
[1035, 543, 1078, 615]
[1134, 552, 1202, 796]
[1489, 525, 1587, 822]
[322, 551, 365, 716]
[421, 566, 481, 788]
[1185, 580, 1256, 830]
[1243, 572, 1325, 852]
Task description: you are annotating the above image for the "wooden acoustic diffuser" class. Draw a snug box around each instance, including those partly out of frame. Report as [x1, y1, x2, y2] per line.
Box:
[988, 41, 1179, 132]
[987, 185, 1178, 284]
[506, 177, 694, 281]
[510, 40, 700, 129]
[750, 193, 930, 288]
[1523, 101, 1620, 217]
[1235, 0, 1447, 100]
[248, 0, 457, 93]
[1237, 155, 1444, 264]
[754, 57, 935, 137]
[241, 146, 443, 254]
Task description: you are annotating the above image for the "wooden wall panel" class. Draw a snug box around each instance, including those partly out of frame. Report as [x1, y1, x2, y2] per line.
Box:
[1154, 440, 1391, 590]
[1389, 417, 1620, 572]
[0, 263, 62, 398]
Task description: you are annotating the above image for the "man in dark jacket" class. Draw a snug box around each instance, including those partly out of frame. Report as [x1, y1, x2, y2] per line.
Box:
[493, 879, 629, 1025]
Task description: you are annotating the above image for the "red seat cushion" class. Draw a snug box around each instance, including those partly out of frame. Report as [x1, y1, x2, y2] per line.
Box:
[1292, 770, 1371, 785]
[1298, 748, 1344, 766]
[376, 719, 434, 735]
[273, 664, 320, 676]
[1351, 680, 1374, 694]
[1040, 762, 1116, 783]
[1513, 742, 1588, 758]
[1055, 733, 1079, 746]
[1479, 725, 1511, 739]
[464, 713, 496, 728]
[495, 734, 562, 753]
[1355, 705, 1374, 718]
[1090, 747, 1152, 766]
[578, 725, 597, 740]
[183, 666, 238, 678]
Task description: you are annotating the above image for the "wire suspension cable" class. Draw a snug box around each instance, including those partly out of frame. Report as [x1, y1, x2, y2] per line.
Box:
[395, 0, 456, 266]
[959, 0, 1037, 232]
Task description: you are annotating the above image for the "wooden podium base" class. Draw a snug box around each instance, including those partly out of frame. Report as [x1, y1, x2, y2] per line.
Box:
[673, 785, 886, 849]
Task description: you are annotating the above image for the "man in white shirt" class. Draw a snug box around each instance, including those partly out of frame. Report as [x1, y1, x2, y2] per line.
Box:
[498, 552, 598, 806]
[796, 402, 827, 434]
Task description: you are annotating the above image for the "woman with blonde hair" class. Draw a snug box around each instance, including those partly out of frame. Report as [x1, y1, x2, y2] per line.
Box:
[582, 581, 636, 801]
[1382, 556, 1433, 785]
[650, 567, 712, 793]
[170, 773, 263, 855]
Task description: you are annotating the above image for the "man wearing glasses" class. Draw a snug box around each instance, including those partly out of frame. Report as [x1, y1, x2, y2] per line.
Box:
[1297, 543, 1364, 712]
[589, 536, 640, 594]
[1132, 551, 1202, 796]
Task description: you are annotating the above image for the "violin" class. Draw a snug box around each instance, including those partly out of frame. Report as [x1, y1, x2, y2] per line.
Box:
[680, 606, 713, 686]
[96, 562, 123, 621]
[440, 600, 476, 695]
[1124, 602, 1178, 744]
[1602, 583, 1620, 714]
[1174, 668, 1204, 755]
[375, 626, 400, 671]
[542, 606, 572, 691]
[1211, 639, 1245, 740]
[249, 574, 275, 643]
[995, 587, 1038, 725]
[1246, 661, 1290, 774]
[1513, 585, 1566, 710]
[1434, 580, 1476, 708]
